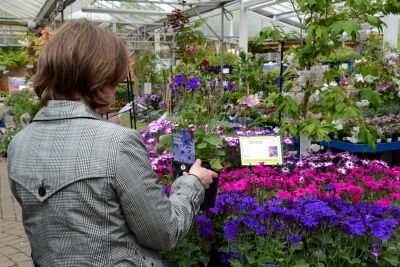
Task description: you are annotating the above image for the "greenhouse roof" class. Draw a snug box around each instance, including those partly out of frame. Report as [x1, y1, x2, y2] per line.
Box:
[0, 0, 303, 33]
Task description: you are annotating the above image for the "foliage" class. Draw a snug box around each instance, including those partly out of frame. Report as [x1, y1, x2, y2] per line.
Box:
[318, 45, 361, 63]
[115, 84, 129, 108]
[167, 1, 207, 64]
[4, 90, 40, 123]
[257, 0, 400, 148]
[0, 128, 20, 156]
[162, 224, 211, 266]
[0, 47, 35, 70]
[206, 51, 240, 67]
[133, 50, 159, 85]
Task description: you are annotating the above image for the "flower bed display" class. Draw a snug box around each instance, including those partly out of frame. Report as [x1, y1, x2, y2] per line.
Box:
[139, 121, 400, 266]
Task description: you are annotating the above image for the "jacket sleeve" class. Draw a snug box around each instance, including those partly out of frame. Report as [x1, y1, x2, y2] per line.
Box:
[114, 129, 205, 251]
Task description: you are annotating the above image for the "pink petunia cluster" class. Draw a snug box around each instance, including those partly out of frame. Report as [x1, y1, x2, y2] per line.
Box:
[219, 152, 400, 204]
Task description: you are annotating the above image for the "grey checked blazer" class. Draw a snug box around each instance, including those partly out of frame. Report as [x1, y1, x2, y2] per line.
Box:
[8, 100, 205, 267]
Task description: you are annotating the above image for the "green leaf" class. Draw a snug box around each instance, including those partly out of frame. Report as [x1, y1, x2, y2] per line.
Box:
[293, 259, 310, 267]
[229, 259, 243, 267]
[271, 29, 282, 41]
[330, 21, 345, 34]
[210, 158, 223, 171]
[158, 134, 172, 147]
[343, 21, 359, 36]
[204, 134, 223, 146]
[383, 256, 398, 266]
[197, 142, 207, 149]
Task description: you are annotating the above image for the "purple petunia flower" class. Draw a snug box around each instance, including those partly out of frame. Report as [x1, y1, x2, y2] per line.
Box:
[210, 78, 217, 88]
[288, 235, 302, 244]
[186, 77, 201, 90]
[343, 216, 366, 236]
[324, 184, 336, 191]
[369, 219, 398, 241]
[173, 73, 185, 87]
[227, 81, 236, 91]
[196, 215, 214, 241]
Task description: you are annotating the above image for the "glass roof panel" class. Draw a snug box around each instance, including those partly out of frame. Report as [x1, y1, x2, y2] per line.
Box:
[0, 0, 47, 18]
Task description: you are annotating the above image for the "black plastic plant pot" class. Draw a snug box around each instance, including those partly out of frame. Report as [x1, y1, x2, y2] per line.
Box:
[172, 160, 219, 210]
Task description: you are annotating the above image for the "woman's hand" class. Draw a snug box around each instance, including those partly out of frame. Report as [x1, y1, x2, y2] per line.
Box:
[184, 159, 218, 189]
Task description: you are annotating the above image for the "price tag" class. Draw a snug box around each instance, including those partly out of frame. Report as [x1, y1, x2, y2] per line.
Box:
[239, 136, 283, 166]
[144, 82, 152, 95]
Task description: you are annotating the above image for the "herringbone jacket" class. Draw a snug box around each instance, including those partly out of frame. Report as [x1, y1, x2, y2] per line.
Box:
[8, 100, 205, 267]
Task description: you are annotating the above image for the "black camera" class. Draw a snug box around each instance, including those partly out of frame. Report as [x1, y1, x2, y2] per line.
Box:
[172, 160, 218, 210]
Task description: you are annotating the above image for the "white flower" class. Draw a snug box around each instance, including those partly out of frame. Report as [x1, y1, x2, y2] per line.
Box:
[310, 144, 323, 152]
[348, 137, 359, 144]
[356, 99, 370, 108]
[329, 81, 338, 87]
[355, 74, 364, 83]
[338, 167, 347, 175]
[296, 161, 304, 167]
[364, 75, 377, 83]
[361, 159, 369, 165]
[334, 119, 345, 131]
[344, 161, 355, 169]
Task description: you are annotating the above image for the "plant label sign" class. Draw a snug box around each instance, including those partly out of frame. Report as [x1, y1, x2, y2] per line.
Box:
[144, 82, 152, 95]
[239, 136, 283, 166]
[173, 129, 195, 164]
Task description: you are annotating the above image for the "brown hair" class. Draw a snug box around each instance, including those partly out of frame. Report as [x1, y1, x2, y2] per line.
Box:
[34, 19, 128, 109]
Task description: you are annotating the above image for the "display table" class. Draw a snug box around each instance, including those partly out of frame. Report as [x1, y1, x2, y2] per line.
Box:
[321, 140, 400, 153]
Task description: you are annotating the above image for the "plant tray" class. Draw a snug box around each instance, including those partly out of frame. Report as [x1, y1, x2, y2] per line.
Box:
[321, 140, 400, 153]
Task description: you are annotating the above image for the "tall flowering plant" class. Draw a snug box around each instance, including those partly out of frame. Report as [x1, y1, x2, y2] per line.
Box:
[258, 0, 400, 149]
[170, 73, 237, 125]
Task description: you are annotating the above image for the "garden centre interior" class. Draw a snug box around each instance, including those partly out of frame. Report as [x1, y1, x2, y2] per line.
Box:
[1, 0, 400, 266]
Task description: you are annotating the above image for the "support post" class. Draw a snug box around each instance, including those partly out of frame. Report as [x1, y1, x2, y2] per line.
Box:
[220, 7, 225, 84]
[383, 14, 399, 48]
[239, 0, 248, 53]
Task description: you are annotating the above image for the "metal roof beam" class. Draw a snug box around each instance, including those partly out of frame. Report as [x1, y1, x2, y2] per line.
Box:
[81, 7, 172, 16]
[249, 10, 300, 32]
[248, 0, 289, 9]
[37, 0, 57, 20]
[244, 0, 274, 8]
[138, 0, 234, 33]
[273, 10, 296, 21]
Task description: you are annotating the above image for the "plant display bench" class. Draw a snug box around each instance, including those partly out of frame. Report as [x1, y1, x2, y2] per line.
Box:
[321, 140, 400, 153]
[321, 139, 400, 165]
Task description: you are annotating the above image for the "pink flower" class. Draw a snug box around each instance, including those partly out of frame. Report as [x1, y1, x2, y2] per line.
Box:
[389, 193, 400, 200]
[375, 199, 392, 207]
[277, 190, 294, 200]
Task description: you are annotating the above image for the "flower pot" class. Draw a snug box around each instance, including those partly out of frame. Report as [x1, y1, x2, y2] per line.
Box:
[377, 139, 381, 143]
[200, 162, 219, 210]
[300, 134, 311, 157]
[387, 138, 392, 143]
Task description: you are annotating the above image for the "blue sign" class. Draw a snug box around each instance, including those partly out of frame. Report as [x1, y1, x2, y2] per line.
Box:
[173, 130, 196, 164]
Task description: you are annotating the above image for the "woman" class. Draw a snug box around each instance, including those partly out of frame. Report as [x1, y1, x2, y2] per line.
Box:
[8, 19, 216, 267]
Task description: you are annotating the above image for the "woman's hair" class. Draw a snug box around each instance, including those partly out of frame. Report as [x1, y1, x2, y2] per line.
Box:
[34, 19, 128, 109]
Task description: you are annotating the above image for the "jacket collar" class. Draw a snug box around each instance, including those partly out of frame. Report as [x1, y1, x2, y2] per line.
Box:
[32, 100, 104, 122]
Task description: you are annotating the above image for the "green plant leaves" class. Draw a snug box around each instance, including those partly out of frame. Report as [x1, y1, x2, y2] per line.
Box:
[204, 134, 223, 146]
[210, 158, 223, 171]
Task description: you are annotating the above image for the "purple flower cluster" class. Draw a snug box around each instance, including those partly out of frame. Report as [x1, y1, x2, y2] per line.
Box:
[211, 192, 400, 243]
[196, 215, 214, 241]
[186, 77, 201, 90]
[376, 82, 394, 92]
[171, 74, 201, 90]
